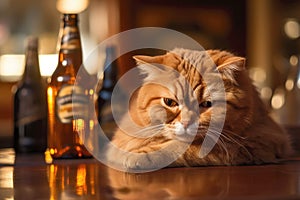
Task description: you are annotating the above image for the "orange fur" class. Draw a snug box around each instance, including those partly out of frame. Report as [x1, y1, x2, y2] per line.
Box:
[107, 48, 292, 170]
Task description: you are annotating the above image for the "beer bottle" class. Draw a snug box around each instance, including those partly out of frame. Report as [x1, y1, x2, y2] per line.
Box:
[12, 36, 47, 153]
[97, 45, 118, 125]
[47, 14, 92, 158]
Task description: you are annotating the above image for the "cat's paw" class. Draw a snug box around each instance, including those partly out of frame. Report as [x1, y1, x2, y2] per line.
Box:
[123, 153, 163, 172]
[105, 142, 183, 172]
[105, 146, 164, 172]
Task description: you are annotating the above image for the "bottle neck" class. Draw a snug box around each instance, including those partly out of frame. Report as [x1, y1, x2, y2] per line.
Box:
[22, 43, 42, 83]
[58, 14, 82, 59]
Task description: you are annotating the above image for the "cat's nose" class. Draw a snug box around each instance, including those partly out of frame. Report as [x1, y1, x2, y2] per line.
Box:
[181, 121, 190, 129]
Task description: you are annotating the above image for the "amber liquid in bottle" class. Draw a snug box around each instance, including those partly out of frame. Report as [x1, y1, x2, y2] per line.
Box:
[47, 14, 92, 158]
[13, 36, 47, 153]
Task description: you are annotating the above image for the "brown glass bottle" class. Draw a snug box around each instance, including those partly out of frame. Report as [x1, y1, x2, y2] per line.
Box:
[12, 36, 47, 153]
[97, 45, 118, 123]
[47, 14, 92, 158]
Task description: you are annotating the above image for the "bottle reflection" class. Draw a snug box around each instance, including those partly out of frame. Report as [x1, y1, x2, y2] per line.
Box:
[47, 163, 98, 199]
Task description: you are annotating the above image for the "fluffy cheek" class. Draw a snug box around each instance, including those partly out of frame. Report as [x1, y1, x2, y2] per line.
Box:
[148, 105, 168, 125]
[223, 105, 250, 133]
[199, 110, 211, 128]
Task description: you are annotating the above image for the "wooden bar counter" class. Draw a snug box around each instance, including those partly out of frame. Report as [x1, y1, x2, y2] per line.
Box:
[1, 148, 300, 200]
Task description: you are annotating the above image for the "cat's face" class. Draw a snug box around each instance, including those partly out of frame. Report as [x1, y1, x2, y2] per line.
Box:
[129, 49, 247, 144]
[128, 74, 200, 143]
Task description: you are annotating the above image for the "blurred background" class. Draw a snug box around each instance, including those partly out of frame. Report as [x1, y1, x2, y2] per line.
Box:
[0, 0, 300, 148]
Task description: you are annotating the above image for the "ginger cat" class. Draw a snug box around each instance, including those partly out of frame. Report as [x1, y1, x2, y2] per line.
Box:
[105, 48, 292, 172]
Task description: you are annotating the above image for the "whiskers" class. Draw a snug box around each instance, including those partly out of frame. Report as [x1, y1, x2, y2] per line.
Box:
[128, 124, 165, 138]
[199, 127, 253, 162]
[123, 122, 253, 163]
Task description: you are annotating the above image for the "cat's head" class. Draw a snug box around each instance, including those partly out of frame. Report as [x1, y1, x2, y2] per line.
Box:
[128, 48, 258, 143]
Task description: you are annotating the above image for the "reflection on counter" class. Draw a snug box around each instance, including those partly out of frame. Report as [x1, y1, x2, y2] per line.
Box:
[0, 167, 14, 200]
[47, 163, 100, 199]
[45, 161, 114, 200]
[0, 151, 300, 200]
[107, 165, 299, 199]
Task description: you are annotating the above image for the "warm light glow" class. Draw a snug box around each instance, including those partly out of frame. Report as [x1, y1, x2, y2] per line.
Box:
[284, 19, 300, 39]
[76, 165, 87, 195]
[0, 148, 15, 166]
[74, 119, 85, 133]
[39, 54, 58, 76]
[260, 87, 272, 100]
[57, 76, 64, 82]
[0, 167, 13, 189]
[50, 148, 55, 155]
[249, 67, 266, 84]
[272, 94, 285, 109]
[47, 87, 55, 142]
[271, 89, 285, 109]
[45, 149, 54, 164]
[47, 87, 53, 97]
[48, 164, 58, 200]
[0, 54, 57, 81]
[89, 89, 94, 95]
[0, 54, 24, 77]
[89, 119, 94, 130]
[289, 55, 298, 66]
[56, 0, 89, 14]
[285, 79, 294, 91]
[62, 60, 67, 66]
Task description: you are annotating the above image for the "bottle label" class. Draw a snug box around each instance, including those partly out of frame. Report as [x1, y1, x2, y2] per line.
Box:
[61, 27, 81, 51]
[56, 85, 89, 123]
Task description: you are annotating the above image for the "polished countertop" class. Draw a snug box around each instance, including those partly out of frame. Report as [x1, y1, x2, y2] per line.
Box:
[1, 148, 300, 200]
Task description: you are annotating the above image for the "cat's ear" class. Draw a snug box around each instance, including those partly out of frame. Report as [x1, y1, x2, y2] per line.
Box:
[133, 55, 164, 66]
[133, 55, 165, 74]
[216, 56, 246, 72]
[133, 54, 178, 82]
[133, 53, 180, 68]
[132, 55, 166, 81]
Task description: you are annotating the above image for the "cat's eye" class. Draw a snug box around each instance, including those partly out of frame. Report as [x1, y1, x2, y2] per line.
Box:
[163, 98, 178, 107]
[200, 101, 212, 108]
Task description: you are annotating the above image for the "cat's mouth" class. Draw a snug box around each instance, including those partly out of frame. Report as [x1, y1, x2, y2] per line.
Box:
[170, 122, 199, 143]
[174, 134, 195, 143]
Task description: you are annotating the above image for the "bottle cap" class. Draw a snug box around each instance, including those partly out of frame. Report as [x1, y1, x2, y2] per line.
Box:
[56, 0, 89, 14]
